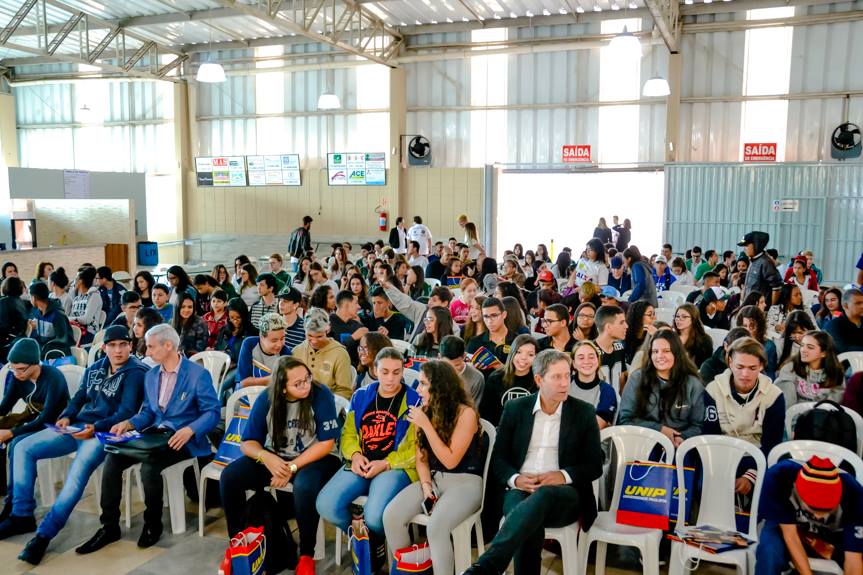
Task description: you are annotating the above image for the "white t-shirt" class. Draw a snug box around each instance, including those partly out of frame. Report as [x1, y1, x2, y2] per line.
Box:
[573, 258, 609, 286]
[409, 255, 429, 270]
[407, 224, 433, 255]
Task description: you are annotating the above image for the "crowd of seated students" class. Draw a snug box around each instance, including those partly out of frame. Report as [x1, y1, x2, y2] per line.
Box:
[0, 218, 862, 575]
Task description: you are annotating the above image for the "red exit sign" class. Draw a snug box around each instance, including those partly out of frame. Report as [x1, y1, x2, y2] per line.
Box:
[743, 143, 777, 162]
[562, 145, 591, 163]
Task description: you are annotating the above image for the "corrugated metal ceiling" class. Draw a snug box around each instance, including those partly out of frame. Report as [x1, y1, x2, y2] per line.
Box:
[0, 0, 651, 49]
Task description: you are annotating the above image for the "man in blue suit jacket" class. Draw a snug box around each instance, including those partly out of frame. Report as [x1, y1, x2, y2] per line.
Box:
[77, 324, 220, 554]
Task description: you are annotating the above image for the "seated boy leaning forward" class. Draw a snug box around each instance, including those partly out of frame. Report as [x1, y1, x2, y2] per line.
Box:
[757, 455, 863, 574]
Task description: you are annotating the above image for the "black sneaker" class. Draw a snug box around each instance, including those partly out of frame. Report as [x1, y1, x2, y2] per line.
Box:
[0, 515, 36, 540]
[75, 526, 121, 554]
[18, 534, 50, 565]
[137, 523, 163, 548]
[0, 500, 12, 523]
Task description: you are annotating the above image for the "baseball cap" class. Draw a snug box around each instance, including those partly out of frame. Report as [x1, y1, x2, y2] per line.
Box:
[610, 256, 624, 269]
[795, 456, 843, 512]
[793, 255, 808, 267]
[103, 325, 132, 343]
[277, 286, 302, 302]
[737, 232, 756, 247]
[600, 286, 622, 300]
[703, 286, 730, 303]
[538, 270, 554, 283]
[655, 255, 668, 264]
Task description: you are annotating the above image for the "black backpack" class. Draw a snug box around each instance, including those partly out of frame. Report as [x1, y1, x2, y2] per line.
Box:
[793, 399, 858, 453]
[243, 491, 297, 573]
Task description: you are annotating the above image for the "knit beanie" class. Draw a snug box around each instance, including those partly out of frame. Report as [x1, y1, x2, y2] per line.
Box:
[795, 456, 843, 512]
[8, 338, 41, 365]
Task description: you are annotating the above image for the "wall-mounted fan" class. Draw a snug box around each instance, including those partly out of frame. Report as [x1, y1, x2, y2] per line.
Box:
[831, 122, 861, 160]
[408, 135, 432, 166]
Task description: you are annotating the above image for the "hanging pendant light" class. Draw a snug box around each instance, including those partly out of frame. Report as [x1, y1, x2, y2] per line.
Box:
[642, 77, 671, 96]
[317, 93, 341, 110]
[609, 26, 642, 58]
[196, 62, 226, 83]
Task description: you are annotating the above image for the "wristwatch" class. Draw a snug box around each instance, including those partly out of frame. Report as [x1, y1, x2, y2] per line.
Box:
[289, 462, 298, 474]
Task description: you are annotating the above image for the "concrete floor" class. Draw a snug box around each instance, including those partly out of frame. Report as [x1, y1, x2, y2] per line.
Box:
[0, 484, 736, 575]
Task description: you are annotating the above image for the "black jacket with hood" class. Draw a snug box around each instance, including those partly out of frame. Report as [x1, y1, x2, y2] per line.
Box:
[743, 232, 782, 301]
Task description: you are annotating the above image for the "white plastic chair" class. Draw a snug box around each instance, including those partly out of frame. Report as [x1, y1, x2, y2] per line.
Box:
[402, 368, 421, 389]
[424, 278, 441, 289]
[189, 350, 231, 392]
[390, 339, 414, 357]
[71, 347, 88, 367]
[577, 425, 675, 575]
[57, 364, 85, 396]
[334, 394, 350, 417]
[657, 291, 684, 309]
[670, 284, 698, 296]
[349, 365, 358, 387]
[0, 363, 8, 398]
[70, 324, 82, 346]
[406, 419, 496, 574]
[764, 441, 863, 574]
[839, 352, 863, 374]
[784, 401, 863, 457]
[125, 457, 203, 535]
[198, 385, 267, 536]
[668, 436, 766, 575]
[705, 328, 728, 350]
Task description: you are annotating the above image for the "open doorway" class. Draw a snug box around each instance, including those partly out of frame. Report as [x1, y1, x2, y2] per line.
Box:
[495, 169, 665, 260]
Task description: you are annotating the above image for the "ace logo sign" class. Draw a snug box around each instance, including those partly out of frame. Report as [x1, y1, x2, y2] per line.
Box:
[743, 143, 777, 162]
[562, 145, 591, 163]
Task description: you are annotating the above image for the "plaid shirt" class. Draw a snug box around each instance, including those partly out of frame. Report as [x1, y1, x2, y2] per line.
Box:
[203, 311, 227, 348]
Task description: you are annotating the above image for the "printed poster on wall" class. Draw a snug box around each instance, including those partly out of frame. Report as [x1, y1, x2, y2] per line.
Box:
[63, 169, 90, 199]
[247, 154, 301, 186]
[327, 152, 387, 186]
[195, 156, 247, 187]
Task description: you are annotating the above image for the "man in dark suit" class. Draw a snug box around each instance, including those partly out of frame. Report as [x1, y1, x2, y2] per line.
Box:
[464, 349, 603, 575]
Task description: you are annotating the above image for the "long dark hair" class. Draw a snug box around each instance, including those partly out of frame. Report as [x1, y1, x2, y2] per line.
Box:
[554, 251, 572, 277]
[674, 302, 712, 357]
[572, 302, 598, 340]
[359, 332, 392, 375]
[418, 360, 478, 453]
[407, 265, 427, 299]
[777, 283, 804, 314]
[790, 330, 845, 388]
[309, 284, 333, 311]
[167, 265, 192, 292]
[134, 271, 155, 296]
[416, 306, 454, 354]
[625, 301, 654, 353]
[502, 334, 538, 388]
[295, 256, 312, 284]
[735, 305, 767, 343]
[226, 297, 254, 336]
[586, 238, 607, 264]
[740, 290, 764, 310]
[211, 264, 230, 285]
[172, 292, 198, 332]
[270, 357, 316, 451]
[633, 330, 700, 419]
[240, 263, 258, 289]
[379, 262, 403, 292]
[496, 281, 527, 315]
[778, 310, 816, 366]
[348, 272, 370, 308]
[816, 287, 843, 323]
[133, 307, 163, 356]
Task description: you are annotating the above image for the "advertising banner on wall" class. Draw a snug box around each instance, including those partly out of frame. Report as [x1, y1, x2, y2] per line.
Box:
[247, 154, 301, 186]
[327, 153, 387, 186]
[195, 156, 247, 186]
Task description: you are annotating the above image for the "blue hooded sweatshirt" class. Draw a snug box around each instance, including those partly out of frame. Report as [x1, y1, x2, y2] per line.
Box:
[59, 355, 148, 431]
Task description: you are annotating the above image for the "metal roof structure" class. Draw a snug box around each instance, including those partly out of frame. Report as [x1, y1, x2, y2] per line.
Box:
[0, 0, 856, 81]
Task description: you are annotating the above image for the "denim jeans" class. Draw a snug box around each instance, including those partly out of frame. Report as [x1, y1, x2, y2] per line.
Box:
[12, 428, 106, 539]
[316, 467, 411, 536]
[4, 433, 29, 500]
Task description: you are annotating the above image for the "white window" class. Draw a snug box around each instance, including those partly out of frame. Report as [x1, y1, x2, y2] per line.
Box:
[598, 18, 641, 165]
[470, 27, 507, 166]
[255, 45, 286, 154]
[739, 7, 795, 161]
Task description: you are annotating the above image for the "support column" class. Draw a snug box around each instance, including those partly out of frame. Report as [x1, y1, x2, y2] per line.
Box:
[173, 80, 193, 261]
[0, 92, 19, 249]
[665, 52, 682, 162]
[389, 66, 407, 221]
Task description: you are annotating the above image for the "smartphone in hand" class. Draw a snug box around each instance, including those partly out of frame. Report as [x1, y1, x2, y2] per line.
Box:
[421, 495, 437, 516]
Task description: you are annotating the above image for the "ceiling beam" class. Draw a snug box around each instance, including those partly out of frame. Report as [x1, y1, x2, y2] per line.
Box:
[215, 0, 403, 66]
[645, 0, 680, 53]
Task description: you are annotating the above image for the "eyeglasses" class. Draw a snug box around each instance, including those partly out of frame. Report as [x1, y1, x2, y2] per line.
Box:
[577, 314, 595, 320]
[643, 310, 656, 318]
[10, 364, 31, 374]
[423, 316, 435, 323]
[287, 375, 312, 388]
[358, 345, 368, 353]
[674, 314, 691, 321]
[482, 312, 502, 321]
[541, 317, 565, 325]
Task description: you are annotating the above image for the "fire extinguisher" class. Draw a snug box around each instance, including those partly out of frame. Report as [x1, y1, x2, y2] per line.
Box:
[377, 208, 388, 231]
